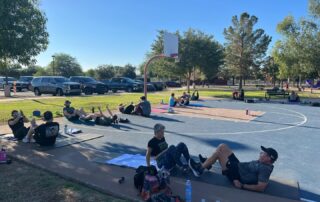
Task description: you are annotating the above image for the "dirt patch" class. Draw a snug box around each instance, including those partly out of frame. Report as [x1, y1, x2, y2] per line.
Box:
[0, 160, 127, 202]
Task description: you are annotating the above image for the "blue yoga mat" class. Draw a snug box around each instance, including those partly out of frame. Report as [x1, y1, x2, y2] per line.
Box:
[106, 154, 158, 169]
[188, 103, 205, 107]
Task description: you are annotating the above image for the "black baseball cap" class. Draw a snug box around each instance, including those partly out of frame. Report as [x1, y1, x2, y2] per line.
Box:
[261, 146, 278, 162]
[65, 100, 71, 104]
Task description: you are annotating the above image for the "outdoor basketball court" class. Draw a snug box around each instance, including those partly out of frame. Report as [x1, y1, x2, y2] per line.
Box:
[63, 99, 320, 201]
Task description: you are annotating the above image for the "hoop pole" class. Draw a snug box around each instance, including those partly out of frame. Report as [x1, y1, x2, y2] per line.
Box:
[144, 54, 165, 100]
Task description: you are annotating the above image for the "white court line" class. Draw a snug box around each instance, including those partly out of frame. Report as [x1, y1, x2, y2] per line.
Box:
[67, 104, 308, 136]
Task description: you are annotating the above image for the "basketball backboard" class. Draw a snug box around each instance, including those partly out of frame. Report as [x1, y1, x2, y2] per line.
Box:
[163, 32, 178, 58]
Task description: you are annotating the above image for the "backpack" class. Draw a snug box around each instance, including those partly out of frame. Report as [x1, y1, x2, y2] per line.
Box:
[134, 165, 158, 192]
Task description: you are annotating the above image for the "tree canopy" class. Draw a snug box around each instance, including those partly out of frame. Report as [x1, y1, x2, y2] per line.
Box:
[223, 12, 271, 89]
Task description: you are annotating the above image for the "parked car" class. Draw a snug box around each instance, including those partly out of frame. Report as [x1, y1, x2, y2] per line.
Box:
[151, 81, 166, 91]
[101, 77, 143, 93]
[165, 81, 181, 87]
[16, 76, 33, 91]
[134, 79, 156, 91]
[31, 76, 81, 96]
[69, 76, 107, 95]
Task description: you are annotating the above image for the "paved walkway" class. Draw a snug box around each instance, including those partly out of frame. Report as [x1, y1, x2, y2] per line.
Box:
[2, 140, 299, 202]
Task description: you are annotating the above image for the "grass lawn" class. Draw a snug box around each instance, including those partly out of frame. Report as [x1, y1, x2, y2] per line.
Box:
[0, 160, 127, 202]
[0, 89, 319, 123]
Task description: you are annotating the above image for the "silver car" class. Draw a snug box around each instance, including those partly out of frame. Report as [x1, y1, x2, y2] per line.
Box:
[31, 76, 81, 96]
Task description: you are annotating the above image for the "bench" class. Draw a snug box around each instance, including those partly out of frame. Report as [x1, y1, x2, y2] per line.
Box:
[265, 90, 289, 100]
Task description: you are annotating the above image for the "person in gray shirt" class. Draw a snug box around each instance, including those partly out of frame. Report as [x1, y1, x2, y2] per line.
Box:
[189, 144, 278, 192]
[133, 96, 151, 117]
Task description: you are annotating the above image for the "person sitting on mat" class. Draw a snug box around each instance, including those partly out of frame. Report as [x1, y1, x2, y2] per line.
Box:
[8, 110, 30, 140]
[63, 100, 95, 121]
[188, 144, 278, 192]
[180, 92, 190, 105]
[191, 90, 199, 101]
[119, 96, 151, 117]
[22, 111, 59, 146]
[146, 123, 199, 176]
[288, 91, 300, 102]
[169, 93, 182, 107]
[93, 105, 118, 126]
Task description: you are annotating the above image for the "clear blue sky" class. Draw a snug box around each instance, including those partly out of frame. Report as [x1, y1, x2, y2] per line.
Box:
[36, 0, 309, 70]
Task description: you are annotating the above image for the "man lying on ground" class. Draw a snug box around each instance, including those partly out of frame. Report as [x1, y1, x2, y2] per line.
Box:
[8, 110, 30, 140]
[146, 123, 198, 176]
[190, 90, 199, 101]
[23, 111, 59, 146]
[188, 143, 278, 192]
[119, 96, 151, 117]
[93, 105, 118, 126]
[63, 100, 95, 121]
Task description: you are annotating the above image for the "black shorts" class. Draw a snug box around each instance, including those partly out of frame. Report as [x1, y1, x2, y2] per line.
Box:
[14, 127, 29, 140]
[222, 153, 241, 182]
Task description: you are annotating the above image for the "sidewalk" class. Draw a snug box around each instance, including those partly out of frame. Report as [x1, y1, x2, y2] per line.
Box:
[1, 140, 300, 202]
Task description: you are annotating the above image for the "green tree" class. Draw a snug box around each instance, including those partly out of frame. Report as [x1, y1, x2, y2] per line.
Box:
[85, 69, 97, 78]
[49, 53, 83, 77]
[0, 0, 48, 93]
[20, 65, 42, 76]
[95, 65, 115, 80]
[117, 64, 136, 79]
[223, 12, 271, 89]
[148, 29, 223, 92]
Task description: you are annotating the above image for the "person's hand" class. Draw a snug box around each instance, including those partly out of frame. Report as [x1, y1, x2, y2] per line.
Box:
[233, 180, 242, 189]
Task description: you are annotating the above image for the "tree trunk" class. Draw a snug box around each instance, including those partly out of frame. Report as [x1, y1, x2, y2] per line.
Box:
[239, 76, 243, 90]
[187, 73, 191, 93]
[232, 76, 235, 86]
[244, 78, 246, 86]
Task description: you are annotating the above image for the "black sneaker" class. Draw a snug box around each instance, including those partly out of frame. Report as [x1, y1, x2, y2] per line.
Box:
[188, 158, 203, 177]
[199, 154, 212, 170]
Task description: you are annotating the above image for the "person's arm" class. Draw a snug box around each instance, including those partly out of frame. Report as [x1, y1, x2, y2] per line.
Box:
[146, 147, 152, 167]
[8, 115, 22, 126]
[63, 110, 72, 118]
[243, 182, 268, 192]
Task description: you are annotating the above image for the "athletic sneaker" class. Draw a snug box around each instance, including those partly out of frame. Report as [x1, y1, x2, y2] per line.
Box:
[22, 136, 30, 143]
[199, 154, 212, 170]
[30, 138, 36, 143]
[188, 158, 203, 177]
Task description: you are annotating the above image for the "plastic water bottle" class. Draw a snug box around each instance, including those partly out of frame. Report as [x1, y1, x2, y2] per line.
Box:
[185, 179, 192, 202]
[64, 125, 68, 134]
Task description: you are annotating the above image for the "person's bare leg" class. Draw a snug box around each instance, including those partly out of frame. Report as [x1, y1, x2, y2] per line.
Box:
[202, 144, 233, 170]
[25, 127, 35, 141]
[105, 105, 113, 117]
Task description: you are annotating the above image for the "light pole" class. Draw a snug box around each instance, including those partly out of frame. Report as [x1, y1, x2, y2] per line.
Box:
[52, 55, 55, 76]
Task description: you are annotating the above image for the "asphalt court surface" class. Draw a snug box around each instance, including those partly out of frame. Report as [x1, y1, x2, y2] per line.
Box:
[64, 99, 320, 201]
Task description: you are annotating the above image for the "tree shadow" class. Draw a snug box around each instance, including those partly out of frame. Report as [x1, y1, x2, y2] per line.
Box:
[149, 115, 184, 122]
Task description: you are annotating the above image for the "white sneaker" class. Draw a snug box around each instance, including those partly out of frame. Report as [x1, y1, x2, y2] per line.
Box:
[30, 138, 36, 143]
[22, 136, 29, 143]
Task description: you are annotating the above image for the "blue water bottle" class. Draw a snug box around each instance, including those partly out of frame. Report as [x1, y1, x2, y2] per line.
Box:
[185, 179, 192, 202]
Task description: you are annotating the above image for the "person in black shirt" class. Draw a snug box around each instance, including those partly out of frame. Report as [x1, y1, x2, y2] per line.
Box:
[63, 100, 95, 121]
[8, 110, 30, 140]
[23, 111, 59, 146]
[146, 123, 197, 176]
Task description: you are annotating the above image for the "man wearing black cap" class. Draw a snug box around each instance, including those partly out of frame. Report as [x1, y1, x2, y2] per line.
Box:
[189, 144, 278, 192]
[22, 111, 60, 146]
